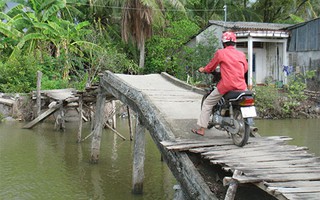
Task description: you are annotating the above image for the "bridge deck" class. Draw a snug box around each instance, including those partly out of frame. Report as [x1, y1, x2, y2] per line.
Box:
[161, 137, 320, 200]
[100, 71, 320, 200]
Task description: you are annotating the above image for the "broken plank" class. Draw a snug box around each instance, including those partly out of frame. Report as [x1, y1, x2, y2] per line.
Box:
[23, 104, 61, 129]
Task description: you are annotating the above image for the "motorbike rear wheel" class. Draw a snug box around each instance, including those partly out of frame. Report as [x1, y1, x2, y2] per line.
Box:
[231, 109, 250, 147]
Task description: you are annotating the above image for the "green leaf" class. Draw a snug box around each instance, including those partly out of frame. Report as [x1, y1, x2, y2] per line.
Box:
[42, 1, 66, 21]
[0, 12, 12, 22]
[0, 21, 22, 40]
[17, 33, 47, 49]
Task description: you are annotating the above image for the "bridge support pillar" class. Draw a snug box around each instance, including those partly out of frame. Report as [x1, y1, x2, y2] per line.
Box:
[90, 90, 106, 164]
[223, 170, 242, 200]
[132, 116, 145, 194]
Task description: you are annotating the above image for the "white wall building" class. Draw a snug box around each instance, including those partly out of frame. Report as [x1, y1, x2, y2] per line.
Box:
[189, 21, 292, 88]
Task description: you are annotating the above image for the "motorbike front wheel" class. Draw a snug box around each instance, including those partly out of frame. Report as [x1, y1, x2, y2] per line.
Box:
[231, 109, 250, 147]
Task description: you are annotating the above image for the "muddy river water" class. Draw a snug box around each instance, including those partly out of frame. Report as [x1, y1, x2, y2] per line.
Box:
[0, 118, 318, 199]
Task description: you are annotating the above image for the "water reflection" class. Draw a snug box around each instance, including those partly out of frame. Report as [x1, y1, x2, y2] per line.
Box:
[255, 118, 320, 156]
[0, 119, 176, 200]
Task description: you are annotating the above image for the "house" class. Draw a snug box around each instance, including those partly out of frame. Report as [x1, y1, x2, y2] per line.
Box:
[189, 20, 293, 89]
[286, 17, 320, 90]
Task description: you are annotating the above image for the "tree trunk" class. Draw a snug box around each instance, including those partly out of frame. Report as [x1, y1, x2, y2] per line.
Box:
[139, 38, 145, 69]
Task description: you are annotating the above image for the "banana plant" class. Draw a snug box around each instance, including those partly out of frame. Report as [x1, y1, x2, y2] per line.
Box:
[0, 1, 101, 81]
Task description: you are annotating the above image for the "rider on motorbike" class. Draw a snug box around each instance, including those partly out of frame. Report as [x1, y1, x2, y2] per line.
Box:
[191, 31, 248, 136]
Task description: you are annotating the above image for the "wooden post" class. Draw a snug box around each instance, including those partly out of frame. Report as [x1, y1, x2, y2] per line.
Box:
[90, 90, 106, 164]
[36, 71, 42, 117]
[112, 100, 116, 129]
[127, 106, 133, 141]
[223, 170, 242, 200]
[132, 116, 145, 194]
[77, 94, 83, 143]
[54, 100, 65, 131]
[90, 105, 95, 131]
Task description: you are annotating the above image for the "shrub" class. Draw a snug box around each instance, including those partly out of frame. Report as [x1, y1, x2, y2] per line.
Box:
[0, 56, 40, 93]
[253, 84, 281, 118]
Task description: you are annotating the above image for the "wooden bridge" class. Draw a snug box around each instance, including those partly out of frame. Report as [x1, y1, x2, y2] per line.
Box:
[90, 71, 320, 200]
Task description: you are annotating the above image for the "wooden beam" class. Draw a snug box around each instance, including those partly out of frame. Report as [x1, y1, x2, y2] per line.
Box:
[23, 103, 61, 129]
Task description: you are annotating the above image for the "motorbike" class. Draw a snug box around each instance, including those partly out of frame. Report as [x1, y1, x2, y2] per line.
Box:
[201, 69, 257, 147]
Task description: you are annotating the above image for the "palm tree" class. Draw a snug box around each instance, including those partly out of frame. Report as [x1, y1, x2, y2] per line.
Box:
[105, 0, 186, 69]
[121, 0, 155, 68]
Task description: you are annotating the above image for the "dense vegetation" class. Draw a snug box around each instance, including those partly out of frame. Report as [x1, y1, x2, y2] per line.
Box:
[0, 0, 319, 118]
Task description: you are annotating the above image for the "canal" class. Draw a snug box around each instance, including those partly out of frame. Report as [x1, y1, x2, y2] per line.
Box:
[0, 118, 319, 199]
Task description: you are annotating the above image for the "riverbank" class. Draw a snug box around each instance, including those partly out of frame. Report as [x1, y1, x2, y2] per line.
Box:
[0, 91, 319, 122]
[257, 98, 320, 119]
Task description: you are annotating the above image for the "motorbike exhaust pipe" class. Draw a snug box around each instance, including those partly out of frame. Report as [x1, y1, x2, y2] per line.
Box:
[250, 126, 260, 137]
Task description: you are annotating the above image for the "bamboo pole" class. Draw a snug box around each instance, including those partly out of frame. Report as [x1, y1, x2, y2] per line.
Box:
[132, 116, 145, 194]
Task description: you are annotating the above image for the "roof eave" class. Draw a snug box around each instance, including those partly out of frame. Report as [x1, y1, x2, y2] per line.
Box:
[236, 31, 289, 38]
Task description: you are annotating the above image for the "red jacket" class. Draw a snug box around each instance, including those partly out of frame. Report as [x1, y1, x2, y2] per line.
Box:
[204, 46, 248, 94]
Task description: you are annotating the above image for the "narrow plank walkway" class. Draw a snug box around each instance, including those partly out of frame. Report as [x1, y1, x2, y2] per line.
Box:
[161, 136, 320, 200]
[100, 71, 320, 200]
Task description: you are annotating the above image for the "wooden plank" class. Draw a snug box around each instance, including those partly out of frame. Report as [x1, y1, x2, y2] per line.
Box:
[209, 156, 320, 165]
[0, 97, 15, 106]
[190, 140, 299, 154]
[266, 181, 320, 188]
[42, 88, 76, 100]
[222, 162, 320, 173]
[203, 149, 313, 160]
[282, 192, 320, 200]
[211, 161, 320, 172]
[162, 136, 290, 150]
[200, 144, 310, 156]
[232, 173, 320, 183]
[247, 171, 320, 180]
[190, 142, 295, 154]
[240, 167, 320, 175]
[269, 186, 320, 193]
[164, 139, 233, 151]
[23, 104, 60, 129]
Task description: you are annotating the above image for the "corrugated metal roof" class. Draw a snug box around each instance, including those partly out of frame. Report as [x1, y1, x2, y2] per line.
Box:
[285, 17, 320, 30]
[209, 20, 292, 31]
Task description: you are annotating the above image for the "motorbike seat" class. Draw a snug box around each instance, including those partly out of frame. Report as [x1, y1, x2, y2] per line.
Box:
[223, 90, 253, 101]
